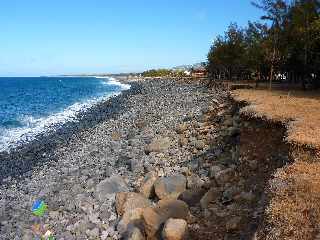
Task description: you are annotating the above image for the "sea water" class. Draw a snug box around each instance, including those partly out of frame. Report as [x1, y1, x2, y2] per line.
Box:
[0, 76, 130, 152]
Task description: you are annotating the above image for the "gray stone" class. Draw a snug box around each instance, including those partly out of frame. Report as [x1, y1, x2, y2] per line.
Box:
[95, 175, 129, 202]
[22, 230, 34, 240]
[86, 228, 99, 238]
[75, 194, 95, 213]
[57, 231, 76, 240]
[130, 159, 144, 174]
[154, 174, 187, 199]
[99, 203, 112, 220]
[128, 138, 140, 147]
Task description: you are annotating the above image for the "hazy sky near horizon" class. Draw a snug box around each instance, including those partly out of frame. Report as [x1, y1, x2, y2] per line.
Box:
[0, 1, 263, 76]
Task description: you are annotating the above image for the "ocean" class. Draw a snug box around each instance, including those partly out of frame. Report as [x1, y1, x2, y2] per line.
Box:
[0, 76, 130, 152]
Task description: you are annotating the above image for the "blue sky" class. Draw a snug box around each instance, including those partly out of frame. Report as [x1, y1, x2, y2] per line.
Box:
[0, 0, 263, 76]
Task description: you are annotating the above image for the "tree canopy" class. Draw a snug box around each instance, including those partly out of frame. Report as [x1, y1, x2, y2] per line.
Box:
[207, 0, 320, 89]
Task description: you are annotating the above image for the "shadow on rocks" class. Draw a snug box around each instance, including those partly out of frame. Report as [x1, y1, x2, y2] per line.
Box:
[185, 102, 290, 240]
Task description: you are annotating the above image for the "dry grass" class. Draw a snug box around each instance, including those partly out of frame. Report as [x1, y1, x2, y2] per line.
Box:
[232, 89, 320, 151]
[231, 89, 320, 239]
[267, 161, 320, 240]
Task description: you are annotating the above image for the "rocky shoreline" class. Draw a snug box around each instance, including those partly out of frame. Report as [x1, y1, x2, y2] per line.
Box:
[0, 79, 229, 239]
[0, 78, 291, 240]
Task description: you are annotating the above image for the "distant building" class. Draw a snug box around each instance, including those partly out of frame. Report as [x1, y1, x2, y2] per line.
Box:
[191, 67, 208, 78]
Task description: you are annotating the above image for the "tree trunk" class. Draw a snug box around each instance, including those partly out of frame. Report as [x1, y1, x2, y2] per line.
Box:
[269, 66, 274, 90]
[256, 71, 260, 88]
[269, 43, 277, 90]
[302, 48, 307, 91]
[302, 7, 309, 91]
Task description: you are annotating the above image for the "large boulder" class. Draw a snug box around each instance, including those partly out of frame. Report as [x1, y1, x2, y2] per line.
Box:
[139, 171, 159, 198]
[154, 174, 186, 199]
[162, 218, 188, 240]
[145, 137, 171, 154]
[142, 199, 189, 238]
[95, 176, 128, 202]
[116, 192, 152, 216]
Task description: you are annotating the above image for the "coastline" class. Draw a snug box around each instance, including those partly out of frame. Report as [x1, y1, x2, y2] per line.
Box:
[0, 78, 227, 239]
[0, 77, 136, 183]
[0, 76, 131, 153]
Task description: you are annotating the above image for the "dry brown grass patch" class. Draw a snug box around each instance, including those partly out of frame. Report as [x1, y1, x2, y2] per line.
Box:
[231, 89, 320, 239]
[267, 161, 320, 240]
[232, 89, 320, 151]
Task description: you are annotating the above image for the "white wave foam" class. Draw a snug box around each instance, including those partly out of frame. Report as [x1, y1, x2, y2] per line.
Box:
[0, 77, 131, 153]
[95, 76, 131, 90]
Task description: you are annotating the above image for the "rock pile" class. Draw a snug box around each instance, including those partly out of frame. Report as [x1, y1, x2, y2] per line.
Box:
[110, 91, 248, 240]
[0, 79, 228, 239]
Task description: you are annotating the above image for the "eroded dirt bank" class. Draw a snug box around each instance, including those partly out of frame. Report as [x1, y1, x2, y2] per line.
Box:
[187, 101, 291, 240]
